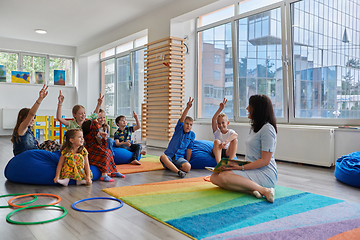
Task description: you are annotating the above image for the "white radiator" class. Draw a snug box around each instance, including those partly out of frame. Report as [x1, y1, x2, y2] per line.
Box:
[193, 122, 336, 167]
[275, 125, 335, 167]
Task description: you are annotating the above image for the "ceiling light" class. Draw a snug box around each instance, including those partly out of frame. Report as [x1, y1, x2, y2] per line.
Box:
[35, 29, 47, 34]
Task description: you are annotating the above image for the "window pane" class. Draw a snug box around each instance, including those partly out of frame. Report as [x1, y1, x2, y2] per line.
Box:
[292, 0, 360, 119]
[132, 49, 145, 114]
[198, 22, 233, 118]
[23, 55, 46, 84]
[134, 36, 148, 48]
[101, 58, 115, 116]
[238, 8, 284, 118]
[116, 42, 133, 54]
[239, 0, 282, 14]
[101, 48, 115, 59]
[0, 52, 18, 82]
[117, 55, 131, 116]
[49, 57, 73, 86]
[198, 5, 234, 27]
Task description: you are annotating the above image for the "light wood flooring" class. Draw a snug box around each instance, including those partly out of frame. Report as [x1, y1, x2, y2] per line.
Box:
[0, 136, 359, 240]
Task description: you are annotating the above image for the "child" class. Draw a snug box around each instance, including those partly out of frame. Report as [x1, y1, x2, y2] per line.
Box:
[54, 129, 92, 186]
[114, 111, 146, 165]
[97, 109, 115, 156]
[160, 97, 195, 178]
[11, 85, 60, 156]
[56, 91, 104, 130]
[82, 117, 124, 182]
[212, 98, 238, 163]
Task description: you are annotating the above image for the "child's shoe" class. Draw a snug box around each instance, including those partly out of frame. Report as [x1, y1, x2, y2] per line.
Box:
[100, 175, 115, 182]
[253, 191, 262, 199]
[178, 170, 186, 178]
[111, 172, 125, 178]
[57, 178, 70, 186]
[76, 179, 87, 185]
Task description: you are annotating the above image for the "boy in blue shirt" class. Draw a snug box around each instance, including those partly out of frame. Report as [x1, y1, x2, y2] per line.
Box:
[160, 97, 195, 178]
[114, 111, 145, 165]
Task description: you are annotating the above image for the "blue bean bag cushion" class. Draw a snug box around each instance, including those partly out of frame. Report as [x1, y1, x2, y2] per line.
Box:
[335, 151, 360, 188]
[113, 145, 141, 164]
[189, 140, 237, 169]
[4, 149, 101, 185]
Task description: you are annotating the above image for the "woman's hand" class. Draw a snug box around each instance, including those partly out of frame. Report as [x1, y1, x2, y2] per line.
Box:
[221, 161, 241, 171]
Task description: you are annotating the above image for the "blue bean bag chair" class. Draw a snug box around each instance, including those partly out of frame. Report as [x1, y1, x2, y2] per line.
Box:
[4, 149, 101, 185]
[112, 144, 141, 165]
[335, 151, 360, 188]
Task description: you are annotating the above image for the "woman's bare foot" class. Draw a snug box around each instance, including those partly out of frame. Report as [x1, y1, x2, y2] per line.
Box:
[130, 160, 141, 165]
[140, 150, 147, 155]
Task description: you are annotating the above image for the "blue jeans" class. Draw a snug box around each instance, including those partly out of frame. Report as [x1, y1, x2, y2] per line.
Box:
[118, 143, 142, 161]
[107, 138, 115, 157]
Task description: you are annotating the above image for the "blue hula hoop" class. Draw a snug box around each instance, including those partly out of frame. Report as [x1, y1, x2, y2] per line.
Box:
[71, 197, 123, 212]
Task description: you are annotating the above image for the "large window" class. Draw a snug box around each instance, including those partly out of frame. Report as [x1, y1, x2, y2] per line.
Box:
[238, 8, 284, 118]
[197, 0, 360, 124]
[0, 52, 74, 85]
[100, 38, 147, 118]
[292, 0, 360, 119]
[198, 22, 233, 118]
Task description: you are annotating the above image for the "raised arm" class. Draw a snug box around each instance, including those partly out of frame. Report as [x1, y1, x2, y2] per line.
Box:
[180, 97, 194, 123]
[18, 85, 48, 136]
[212, 98, 227, 133]
[56, 90, 69, 127]
[94, 94, 104, 114]
[132, 111, 141, 131]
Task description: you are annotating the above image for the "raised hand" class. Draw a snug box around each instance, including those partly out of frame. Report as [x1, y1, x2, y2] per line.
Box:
[186, 97, 194, 109]
[219, 98, 227, 110]
[133, 111, 138, 119]
[58, 90, 64, 104]
[39, 84, 49, 101]
[97, 94, 104, 106]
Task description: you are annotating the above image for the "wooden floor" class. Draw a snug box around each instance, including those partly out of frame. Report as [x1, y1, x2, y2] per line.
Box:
[1, 136, 359, 240]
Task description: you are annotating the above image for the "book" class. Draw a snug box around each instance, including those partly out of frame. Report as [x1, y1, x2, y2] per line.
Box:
[205, 158, 250, 172]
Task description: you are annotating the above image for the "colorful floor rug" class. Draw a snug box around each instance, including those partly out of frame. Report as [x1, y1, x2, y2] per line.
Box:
[103, 177, 360, 240]
[116, 154, 164, 174]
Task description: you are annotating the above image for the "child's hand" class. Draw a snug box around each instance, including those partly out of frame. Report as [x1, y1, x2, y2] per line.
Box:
[58, 90, 64, 104]
[186, 97, 194, 109]
[97, 94, 104, 106]
[219, 98, 227, 110]
[99, 131, 107, 139]
[133, 111, 138, 119]
[54, 176, 59, 183]
[39, 84, 49, 101]
[220, 142, 227, 149]
[86, 176, 92, 185]
[124, 142, 131, 147]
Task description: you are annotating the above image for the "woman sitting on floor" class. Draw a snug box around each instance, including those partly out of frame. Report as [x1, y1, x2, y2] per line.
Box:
[210, 94, 277, 203]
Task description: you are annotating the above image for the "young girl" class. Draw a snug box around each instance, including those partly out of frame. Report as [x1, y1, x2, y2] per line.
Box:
[11, 85, 60, 156]
[56, 91, 104, 130]
[54, 129, 92, 186]
[82, 117, 124, 182]
[97, 109, 115, 156]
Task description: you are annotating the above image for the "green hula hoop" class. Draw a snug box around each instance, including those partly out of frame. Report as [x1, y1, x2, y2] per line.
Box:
[6, 205, 67, 225]
[0, 193, 38, 208]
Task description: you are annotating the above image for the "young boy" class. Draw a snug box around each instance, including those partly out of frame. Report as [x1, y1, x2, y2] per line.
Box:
[212, 98, 238, 163]
[114, 111, 146, 165]
[160, 97, 195, 178]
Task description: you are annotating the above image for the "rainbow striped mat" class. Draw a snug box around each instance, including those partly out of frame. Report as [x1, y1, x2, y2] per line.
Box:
[103, 177, 360, 239]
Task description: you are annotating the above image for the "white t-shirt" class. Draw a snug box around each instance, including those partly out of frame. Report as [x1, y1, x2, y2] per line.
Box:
[213, 128, 237, 149]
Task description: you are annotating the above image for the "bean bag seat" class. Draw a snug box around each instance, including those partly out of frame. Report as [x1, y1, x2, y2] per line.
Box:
[335, 151, 360, 188]
[113, 146, 141, 164]
[4, 149, 101, 185]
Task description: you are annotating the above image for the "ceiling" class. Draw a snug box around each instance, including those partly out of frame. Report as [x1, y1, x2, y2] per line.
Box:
[0, 0, 177, 47]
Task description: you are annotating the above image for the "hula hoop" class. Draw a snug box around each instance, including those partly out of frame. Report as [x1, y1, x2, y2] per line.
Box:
[6, 205, 67, 225]
[8, 193, 61, 208]
[0, 194, 38, 208]
[72, 197, 123, 212]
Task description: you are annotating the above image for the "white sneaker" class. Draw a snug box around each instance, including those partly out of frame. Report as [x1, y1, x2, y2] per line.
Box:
[57, 178, 70, 186]
[76, 179, 87, 185]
